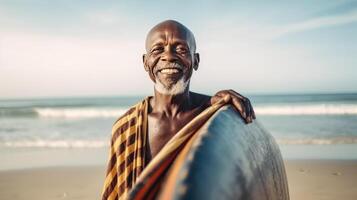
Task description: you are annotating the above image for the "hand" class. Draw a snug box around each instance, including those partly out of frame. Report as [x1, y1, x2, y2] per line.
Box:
[211, 90, 256, 124]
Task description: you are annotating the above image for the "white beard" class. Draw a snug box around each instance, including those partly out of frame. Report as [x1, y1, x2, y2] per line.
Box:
[154, 76, 189, 95]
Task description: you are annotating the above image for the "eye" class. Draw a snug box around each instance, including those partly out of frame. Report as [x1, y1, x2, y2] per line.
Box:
[176, 46, 188, 54]
[151, 46, 164, 54]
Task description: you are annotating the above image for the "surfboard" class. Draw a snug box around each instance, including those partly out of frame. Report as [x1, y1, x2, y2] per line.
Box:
[159, 105, 290, 200]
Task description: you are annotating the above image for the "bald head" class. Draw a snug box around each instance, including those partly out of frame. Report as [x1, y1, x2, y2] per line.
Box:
[143, 20, 200, 94]
[145, 20, 197, 53]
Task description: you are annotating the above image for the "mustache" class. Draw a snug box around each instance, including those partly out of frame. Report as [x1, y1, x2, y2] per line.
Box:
[155, 62, 184, 71]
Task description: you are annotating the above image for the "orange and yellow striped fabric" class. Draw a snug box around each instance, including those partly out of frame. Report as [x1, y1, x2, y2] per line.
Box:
[102, 97, 149, 200]
[102, 96, 229, 200]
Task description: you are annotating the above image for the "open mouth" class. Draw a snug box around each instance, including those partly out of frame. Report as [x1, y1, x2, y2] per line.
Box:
[159, 68, 183, 75]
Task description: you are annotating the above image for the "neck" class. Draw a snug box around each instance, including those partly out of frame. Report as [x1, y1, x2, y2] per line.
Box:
[151, 87, 192, 116]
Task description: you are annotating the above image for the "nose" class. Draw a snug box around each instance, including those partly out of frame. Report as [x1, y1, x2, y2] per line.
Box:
[160, 47, 178, 62]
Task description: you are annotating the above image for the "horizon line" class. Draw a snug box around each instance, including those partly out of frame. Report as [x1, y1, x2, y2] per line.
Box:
[1, 91, 357, 101]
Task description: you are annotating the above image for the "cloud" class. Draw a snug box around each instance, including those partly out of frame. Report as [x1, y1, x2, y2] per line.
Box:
[194, 8, 357, 45]
[271, 9, 357, 39]
[202, 7, 357, 42]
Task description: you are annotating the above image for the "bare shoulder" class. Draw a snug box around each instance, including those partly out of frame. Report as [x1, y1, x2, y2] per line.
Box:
[189, 91, 211, 108]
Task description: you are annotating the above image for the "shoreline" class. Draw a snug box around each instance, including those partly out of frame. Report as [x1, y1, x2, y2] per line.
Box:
[0, 160, 356, 200]
[2, 144, 357, 171]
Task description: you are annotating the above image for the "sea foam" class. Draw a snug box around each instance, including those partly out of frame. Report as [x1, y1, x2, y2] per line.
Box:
[35, 108, 128, 118]
[33, 104, 357, 119]
[3, 140, 108, 148]
[3, 137, 357, 148]
[254, 104, 357, 115]
[276, 137, 357, 145]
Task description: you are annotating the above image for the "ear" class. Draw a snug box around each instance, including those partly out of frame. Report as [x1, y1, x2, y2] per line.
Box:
[143, 54, 149, 71]
[193, 53, 200, 70]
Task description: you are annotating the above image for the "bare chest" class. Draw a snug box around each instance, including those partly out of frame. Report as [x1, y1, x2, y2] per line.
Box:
[147, 110, 200, 159]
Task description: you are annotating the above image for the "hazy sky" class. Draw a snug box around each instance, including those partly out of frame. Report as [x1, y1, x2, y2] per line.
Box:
[1, 0, 357, 99]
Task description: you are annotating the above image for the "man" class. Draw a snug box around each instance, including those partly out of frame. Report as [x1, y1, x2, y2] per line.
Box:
[102, 20, 255, 200]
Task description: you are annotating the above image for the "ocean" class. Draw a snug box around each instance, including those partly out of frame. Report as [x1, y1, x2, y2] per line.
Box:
[1, 93, 357, 169]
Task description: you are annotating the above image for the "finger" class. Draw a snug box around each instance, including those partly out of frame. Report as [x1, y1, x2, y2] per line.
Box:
[227, 90, 256, 123]
[233, 96, 252, 123]
[227, 92, 248, 121]
[211, 91, 225, 105]
[245, 98, 252, 119]
[217, 90, 246, 103]
[231, 96, 247, 120]
[216, 90, 252, 122]
[214, 90, 230, 98]
[245, 98, 254, 122]
[223, 93, 231, 103]
[228, 90, 250, 110]
[229, 90, 255, 121]
[246, 116, 252, 124]
[246, 99, 256, 120]
[211, 93, 230, 105]
[228, 89, 246, 101]
[252, 105, 256, 119]
[245, 111, 252, 123]
[228, 91, 250, 119]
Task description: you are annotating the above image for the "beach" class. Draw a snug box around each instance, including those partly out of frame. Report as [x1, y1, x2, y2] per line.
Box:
[1, 94, 357, 199]
[0, 166, 105, 200]
[0, 160, 356, 200]
[285, 160, 357, 200]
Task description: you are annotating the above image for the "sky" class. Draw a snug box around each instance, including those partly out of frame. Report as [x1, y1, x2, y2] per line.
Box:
[0, 0, 357, 99]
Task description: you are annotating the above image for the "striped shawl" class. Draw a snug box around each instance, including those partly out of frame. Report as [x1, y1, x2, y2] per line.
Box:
[102, 96, 228, 200]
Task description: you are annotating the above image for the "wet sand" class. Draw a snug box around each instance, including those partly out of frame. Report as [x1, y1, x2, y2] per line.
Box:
[0, 160, 356, 200]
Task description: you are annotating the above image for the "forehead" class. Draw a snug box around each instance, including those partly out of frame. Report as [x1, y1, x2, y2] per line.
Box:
[145, 24, 193, 49]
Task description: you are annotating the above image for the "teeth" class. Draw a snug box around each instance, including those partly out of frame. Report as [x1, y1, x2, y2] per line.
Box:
[160, 69, 180, 74]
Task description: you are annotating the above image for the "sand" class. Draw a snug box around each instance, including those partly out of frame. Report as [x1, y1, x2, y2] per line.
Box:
[0, 166, 106, 200]
[285, 160, 357, 200]
[0, 160, 356, 200]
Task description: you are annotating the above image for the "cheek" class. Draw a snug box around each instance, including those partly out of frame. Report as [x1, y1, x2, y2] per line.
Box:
[181, 55, 194, 80]
[181, 56, 193, 71]
[145, 55, 160, 81]
[146, 56, 160, 72]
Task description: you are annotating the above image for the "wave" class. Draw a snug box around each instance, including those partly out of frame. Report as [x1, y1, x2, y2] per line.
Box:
[38, 104, 356, 117]
[2, 140, 108, 148]
[255, 104, 357, 115]
[0, 107, 129, 118]
[276, 137, 357, 145]
[2, 103, 357, 119]
[35, 108, 128, 118]
[0, 108, 38, 117]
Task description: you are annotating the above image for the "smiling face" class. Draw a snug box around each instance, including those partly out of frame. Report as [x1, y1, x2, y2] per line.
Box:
[143, 20, 200, 95]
